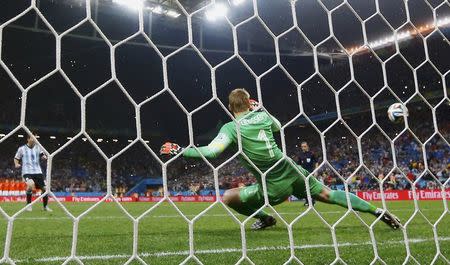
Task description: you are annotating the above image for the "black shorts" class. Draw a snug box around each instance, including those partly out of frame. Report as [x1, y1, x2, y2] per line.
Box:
[24, 174, 46, 189]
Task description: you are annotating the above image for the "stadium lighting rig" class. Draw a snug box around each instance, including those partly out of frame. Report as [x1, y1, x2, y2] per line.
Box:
[149, 5, 164, 15]
[111, 0, 181, 18]
[8, 135, 149, 143]
[112, 0, 143, 10]
[166, 9, 181, 18]
[110, 0, 248, 21]
[232, 0, 246, 6]
[348, 16, 450, 53]
[205, 3, 229, 21]
[205, 0, 247, 21]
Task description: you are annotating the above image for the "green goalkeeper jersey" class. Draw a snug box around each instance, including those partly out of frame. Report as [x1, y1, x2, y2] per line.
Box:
[183, 111, 305, 198]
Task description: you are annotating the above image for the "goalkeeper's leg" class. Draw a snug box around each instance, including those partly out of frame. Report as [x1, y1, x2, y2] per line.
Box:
[223, 186, 269, 218]
[293, 166, 400, 229]
[223, 186, 276, 230]
[312, 185, 400, 229]
[315, 186, 377, 213]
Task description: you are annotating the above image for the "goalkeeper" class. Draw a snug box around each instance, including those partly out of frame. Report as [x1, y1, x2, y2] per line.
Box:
[160, 88, 400, 230]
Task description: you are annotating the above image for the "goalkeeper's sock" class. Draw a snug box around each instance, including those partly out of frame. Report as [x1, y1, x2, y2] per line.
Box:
[255, 209, 270, 219]
[26, 190, 32, 204]
[329, 190, 377, 214]
[231, 204, 270, 219]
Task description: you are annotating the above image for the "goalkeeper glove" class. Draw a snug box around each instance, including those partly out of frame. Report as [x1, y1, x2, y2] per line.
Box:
[160, 142, 182, 156]
[249, 99, 260, 111]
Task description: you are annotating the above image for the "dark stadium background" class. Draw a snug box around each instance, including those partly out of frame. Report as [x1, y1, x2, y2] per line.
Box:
[0, 0, 448, 197]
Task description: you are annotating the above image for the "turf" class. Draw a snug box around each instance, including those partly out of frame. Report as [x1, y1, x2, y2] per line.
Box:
[0, 200, 449, 265]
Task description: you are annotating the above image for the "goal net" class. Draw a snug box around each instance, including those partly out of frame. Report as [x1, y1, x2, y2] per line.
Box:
[0, 0, 449, 264]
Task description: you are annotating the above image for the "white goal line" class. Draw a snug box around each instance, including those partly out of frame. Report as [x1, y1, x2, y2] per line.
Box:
[14, 237, 450, 264]
[13, 208, 432, 221]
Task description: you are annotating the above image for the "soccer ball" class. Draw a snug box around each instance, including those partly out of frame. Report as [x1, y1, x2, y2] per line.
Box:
[387, 103, 408, 123]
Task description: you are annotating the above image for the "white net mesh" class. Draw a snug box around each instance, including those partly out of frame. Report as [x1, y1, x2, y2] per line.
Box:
[0, 0, 449, 264]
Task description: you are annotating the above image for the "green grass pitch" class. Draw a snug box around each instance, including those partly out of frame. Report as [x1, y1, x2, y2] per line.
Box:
[0, 200, 449, 265]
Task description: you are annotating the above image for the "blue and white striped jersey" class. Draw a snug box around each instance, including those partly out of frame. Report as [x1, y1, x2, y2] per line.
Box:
[15, 144, 44, 175]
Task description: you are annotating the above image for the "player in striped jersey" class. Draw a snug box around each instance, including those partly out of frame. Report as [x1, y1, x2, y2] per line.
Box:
[14, 134, 52, 212]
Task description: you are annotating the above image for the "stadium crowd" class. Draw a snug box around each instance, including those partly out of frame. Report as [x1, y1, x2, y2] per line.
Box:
[0, 121, 448, 197]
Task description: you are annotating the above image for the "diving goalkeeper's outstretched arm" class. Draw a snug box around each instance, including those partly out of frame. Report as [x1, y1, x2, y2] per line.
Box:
[160, 128, 232, 159]
[160, 98, 267, 159]
[160, 99, 281, 159]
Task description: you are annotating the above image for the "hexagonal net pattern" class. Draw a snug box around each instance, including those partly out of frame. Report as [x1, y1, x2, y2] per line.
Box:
[0, 0, 449, 264]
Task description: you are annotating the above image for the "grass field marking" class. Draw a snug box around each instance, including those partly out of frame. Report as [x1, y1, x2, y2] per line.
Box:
[12, 208, 434, 221]
[13, 237, 450, 263]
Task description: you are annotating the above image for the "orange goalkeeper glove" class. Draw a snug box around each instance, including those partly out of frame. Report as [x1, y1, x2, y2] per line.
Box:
[160, 142, 182, 156]
[249, 99, 260, 111]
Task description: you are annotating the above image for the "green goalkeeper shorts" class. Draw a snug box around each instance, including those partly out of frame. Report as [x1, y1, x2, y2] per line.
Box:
[239, 167, 324, 207]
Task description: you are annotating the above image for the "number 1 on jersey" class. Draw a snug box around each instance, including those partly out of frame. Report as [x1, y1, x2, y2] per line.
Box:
[258, 129, 275, 158]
